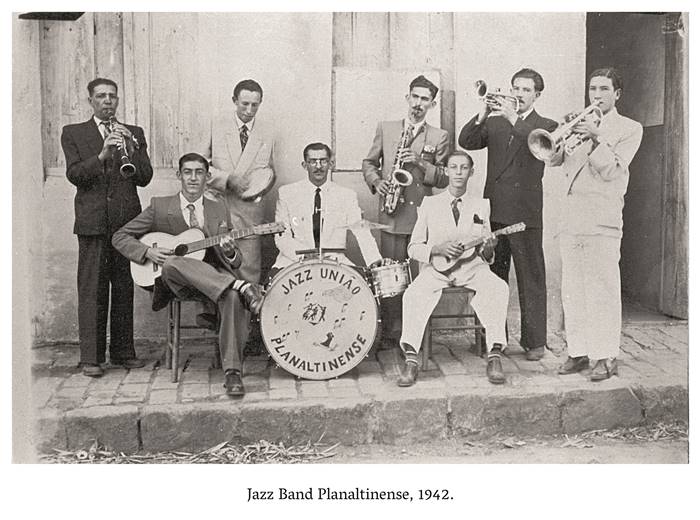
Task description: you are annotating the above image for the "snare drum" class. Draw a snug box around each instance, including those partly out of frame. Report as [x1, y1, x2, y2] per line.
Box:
[370, 260, 412, 298]
[260, 258, 378, 380]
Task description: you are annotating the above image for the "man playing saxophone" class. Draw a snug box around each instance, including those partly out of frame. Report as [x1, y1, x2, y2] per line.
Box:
[362, 75, 450, 348]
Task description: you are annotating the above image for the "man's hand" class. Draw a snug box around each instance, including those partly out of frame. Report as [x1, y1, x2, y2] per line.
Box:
[373, 179, 391, 197]
[98, 132, 122, 162]
[369, 258, 394, 269]
[432, 240, 465, 260]
[572, 115, 601, 142]
[219, 234, 237, 257]
[489, 98, 519, 125]
[146, 247, 173, 266]
[478, 235, 498, 260]
[397, 148, 419, 165]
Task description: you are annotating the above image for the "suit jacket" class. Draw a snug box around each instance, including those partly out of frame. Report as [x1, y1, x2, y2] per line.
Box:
[408, 191, 492, 278]
[459, 109, 557, 229]
[549, 108, 643, 238]
[112, 194, 241, 273]
[202, 110, 276, 229]
[61, 118, 153, 235]
[273, 179, 382, 269]
[362, 120, 450, 234]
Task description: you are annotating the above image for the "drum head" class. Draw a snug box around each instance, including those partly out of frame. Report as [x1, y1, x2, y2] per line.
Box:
[260, 259, 378, 380]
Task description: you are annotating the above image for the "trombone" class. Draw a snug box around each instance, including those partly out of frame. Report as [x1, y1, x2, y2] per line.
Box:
[474, 80, 520, 112]
[527, 102, 603, 163]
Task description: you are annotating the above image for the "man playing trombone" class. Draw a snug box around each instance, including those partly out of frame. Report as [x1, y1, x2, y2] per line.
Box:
[546, 67, 642, 381]
[459, 68, 557, 362]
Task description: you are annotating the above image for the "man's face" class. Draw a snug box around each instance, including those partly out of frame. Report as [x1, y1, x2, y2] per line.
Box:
[233, 89, 262, 123]
[177, 160, 211, 199]
[446, 155, 473, 190]
[511, 77, 539, 114]
[588, 76, 620, 114]
[405, 86, 436, 123]
[89, 84, 119, 121]
[303, 149, 332, 187]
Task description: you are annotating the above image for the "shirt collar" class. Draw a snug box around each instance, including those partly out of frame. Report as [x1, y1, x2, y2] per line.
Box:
[305, 178, 329, 193]
[601, 106, 619, 121]
[179, 192, 204, 210]
[405, 119, 425, 133]
[93, 115, 109, 127]
[235, 113, 255, 132]
[519, 107, 535, 120]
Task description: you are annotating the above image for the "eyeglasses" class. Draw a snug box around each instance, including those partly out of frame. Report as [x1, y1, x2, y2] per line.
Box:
[306, 158, 329, 166]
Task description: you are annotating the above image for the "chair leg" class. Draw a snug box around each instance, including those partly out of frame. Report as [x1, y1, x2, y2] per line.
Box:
[171, 300, 181, 383]
[421, 321, 431, 371]
[165, 302, 173, 369]
[213, 343, 222, 369]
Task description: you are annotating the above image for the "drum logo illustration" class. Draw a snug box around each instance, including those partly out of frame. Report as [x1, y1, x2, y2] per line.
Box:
[260, 260, 378, 379]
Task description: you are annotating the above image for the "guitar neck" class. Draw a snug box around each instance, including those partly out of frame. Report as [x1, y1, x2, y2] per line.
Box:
[186, 228, 254, 254]
[459, 227, 514, 250]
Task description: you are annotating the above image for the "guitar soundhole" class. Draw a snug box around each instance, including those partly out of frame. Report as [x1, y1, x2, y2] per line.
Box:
[174, 244, 188, 256]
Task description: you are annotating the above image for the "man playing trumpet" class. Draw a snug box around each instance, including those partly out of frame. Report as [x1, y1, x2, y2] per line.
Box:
[362, 75, 450, 347]
[459, 68, 557, 362]
[547, 67, 643, 381]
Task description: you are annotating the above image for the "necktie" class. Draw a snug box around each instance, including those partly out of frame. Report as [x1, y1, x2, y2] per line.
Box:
[186, 204, 200, 229]
[101, 120, 112, 139]
[240, 124, 249, 151]
[451, 198, 461, 225]
[313, 187, 321, 248]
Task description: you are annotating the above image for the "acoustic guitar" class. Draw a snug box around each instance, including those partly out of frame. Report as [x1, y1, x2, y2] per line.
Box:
[131, 222, 285, 287]
[431, 222, 526, 274]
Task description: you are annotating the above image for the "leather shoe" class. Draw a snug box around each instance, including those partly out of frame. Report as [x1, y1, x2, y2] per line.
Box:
[241, 284, 264, 315]
[81, 364, 104, 378]
[397, 362, 419, 387]
[110, 358, 146, 369]
[525, 346, 545, 361]
[224, 369, 245, 397]
[486, 353, 505, 384]
[590, 358, 618, 382]
[558, 355, 590, 375]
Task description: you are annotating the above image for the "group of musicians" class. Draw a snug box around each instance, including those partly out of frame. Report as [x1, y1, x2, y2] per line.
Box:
[61, 68, 642, 397]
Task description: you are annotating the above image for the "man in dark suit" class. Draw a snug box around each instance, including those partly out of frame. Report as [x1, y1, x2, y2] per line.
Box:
[459, 68, 557, 360]
[112, 153, 263, 397]
[362, 75, 450, 345]
[61, 78, 153, 377]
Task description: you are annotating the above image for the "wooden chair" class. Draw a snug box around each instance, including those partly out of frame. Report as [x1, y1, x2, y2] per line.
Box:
[421, 286, 487, 370]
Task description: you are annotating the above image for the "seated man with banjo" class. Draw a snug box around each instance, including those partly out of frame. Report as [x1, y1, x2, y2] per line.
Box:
[112, 152, 283, 397]
[398, 150, 524, 387]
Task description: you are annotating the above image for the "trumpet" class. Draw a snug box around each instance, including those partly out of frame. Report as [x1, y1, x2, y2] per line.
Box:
[527, 102, 603, 163]
[474, 80, 520, 112]
[108, 116, 137, 178]
[381, 124, 414, 215]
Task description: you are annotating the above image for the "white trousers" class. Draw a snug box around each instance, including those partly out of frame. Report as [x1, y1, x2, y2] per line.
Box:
[399, 262, 509, 352]
[560, 233, 622, 360]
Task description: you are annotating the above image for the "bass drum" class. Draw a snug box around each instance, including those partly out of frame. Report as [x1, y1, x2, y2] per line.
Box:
[260, 258, 378, 380]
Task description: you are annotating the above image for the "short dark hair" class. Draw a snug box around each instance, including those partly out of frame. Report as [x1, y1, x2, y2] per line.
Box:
[589, 67, 623, 92]
[303, 142, 332, 161]
[233, 79, 263, 101]
[409, 75, 439, 100]
[178, 152, 209, 172]
[511, 68, 545, 92]
[87, 78, 118, 96]
[447, 150, 474, 168]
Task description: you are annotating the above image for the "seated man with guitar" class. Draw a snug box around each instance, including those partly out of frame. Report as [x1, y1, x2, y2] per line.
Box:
[112, 152, 274, 397]
[398, 150, 522, 386]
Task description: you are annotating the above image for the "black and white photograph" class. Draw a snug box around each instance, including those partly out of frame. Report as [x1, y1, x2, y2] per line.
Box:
[8, 3, 694, 518]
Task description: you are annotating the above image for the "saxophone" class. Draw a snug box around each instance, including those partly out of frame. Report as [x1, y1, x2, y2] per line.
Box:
[381, 124, 414, 215]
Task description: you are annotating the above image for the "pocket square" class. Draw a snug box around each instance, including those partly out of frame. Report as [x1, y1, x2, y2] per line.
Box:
[473, 214, 484, 224]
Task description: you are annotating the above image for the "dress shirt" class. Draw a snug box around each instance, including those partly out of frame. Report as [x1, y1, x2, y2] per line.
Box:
[234, 113, 255, 134]
[179, 193, 205, 229]
[94, 116, 111, 138]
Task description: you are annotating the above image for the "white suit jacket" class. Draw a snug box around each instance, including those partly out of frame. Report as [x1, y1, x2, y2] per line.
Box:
[201, 108, 276, 229]
[273, 179, 382, 269]
[549, 107, 643, 238]
[408, 190, 492, 277]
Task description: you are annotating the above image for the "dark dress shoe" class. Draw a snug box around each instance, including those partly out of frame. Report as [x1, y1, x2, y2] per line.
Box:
[111, 358, 147, 369]
[81, 364, 104, 378]
[558, 355, 590, 375]
[241, 284, 264, 315]
[224, 369, 245, 397]
[397, 362, 419, 387]
[590, 358, 618, 381]
[525, 346, 545, 361]
[486, 353, 505, 384]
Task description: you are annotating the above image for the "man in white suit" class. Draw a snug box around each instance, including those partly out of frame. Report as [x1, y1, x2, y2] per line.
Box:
[548, 67, 643, 381]
[398, 151, 509, 387]
[273, 143, 384, 272]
